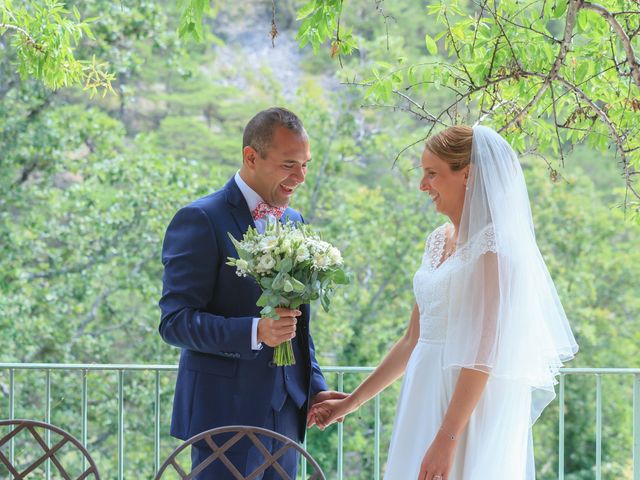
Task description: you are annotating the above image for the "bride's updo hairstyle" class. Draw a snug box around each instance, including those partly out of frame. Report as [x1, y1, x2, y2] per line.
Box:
[425, 125, 473, 172]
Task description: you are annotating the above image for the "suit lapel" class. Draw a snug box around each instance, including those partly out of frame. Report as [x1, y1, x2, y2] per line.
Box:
[224, 177, 255, 241]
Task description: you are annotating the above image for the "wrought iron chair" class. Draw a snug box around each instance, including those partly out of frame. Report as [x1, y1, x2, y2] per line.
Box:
[155, 425, 325, 480]
[0, 419, 100, 479]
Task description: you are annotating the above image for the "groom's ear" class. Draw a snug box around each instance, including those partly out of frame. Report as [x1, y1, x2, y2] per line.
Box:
[243, 146, 259, 169]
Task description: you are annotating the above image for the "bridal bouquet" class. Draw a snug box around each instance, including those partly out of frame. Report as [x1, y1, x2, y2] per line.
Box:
[227, 221, 348, 366]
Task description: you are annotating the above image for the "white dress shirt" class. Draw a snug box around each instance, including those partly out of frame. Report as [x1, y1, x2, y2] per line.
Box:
[234, 172, 280, 351]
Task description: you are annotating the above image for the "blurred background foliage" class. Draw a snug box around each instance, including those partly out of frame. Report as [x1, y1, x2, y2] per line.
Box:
[1, 0, 638, 478]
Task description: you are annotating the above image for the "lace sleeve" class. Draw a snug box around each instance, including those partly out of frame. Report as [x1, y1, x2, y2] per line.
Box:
[424, 224, 448, 269]
[446, 225, 496, 272]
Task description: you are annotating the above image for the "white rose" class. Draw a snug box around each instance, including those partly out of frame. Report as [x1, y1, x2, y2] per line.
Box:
[259, 236, 279, 252]
[328, 246, 343, 265]
[313, 253, 329, 270]
[289, 230, 304, 242]
[306, 239, 323, 255]
[258, 255, 276, 271]
[295, 246, 310, 263]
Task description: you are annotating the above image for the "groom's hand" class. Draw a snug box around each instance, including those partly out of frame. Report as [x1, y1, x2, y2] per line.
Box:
[307, 390, 349, 428]
[257, 308, 300, 348]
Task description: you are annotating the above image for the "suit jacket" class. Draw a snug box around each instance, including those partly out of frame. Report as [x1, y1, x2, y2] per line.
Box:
[159, 176, 328, 442]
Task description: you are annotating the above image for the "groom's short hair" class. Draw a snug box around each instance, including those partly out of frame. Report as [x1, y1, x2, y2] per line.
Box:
[243, 107, 308, 157]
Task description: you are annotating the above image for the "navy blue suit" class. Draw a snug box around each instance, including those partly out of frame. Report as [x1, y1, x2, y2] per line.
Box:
[159, 177, 328, 477]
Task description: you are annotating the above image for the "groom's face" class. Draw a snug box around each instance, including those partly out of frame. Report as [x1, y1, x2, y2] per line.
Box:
[244, 125, 311, 208]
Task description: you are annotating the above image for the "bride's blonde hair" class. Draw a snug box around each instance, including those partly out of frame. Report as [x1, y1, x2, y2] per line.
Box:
[425, 125, 473, 171]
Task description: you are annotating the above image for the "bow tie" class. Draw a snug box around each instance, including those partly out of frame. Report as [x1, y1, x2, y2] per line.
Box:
[252, 202, 286, 221]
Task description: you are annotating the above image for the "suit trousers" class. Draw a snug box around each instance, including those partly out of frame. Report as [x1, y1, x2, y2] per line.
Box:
[191, 396, 301, 479]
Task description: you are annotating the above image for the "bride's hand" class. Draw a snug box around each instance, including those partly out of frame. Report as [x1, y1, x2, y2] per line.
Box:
[417, 430, 457, 480]
[309, 394, 360, 430]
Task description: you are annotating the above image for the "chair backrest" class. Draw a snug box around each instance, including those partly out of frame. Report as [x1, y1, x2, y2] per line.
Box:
[0, 419, 100, 480]
[155, 425, 325, 480]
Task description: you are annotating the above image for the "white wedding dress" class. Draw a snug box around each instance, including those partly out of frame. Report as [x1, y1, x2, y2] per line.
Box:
[384, 224, 534, 480]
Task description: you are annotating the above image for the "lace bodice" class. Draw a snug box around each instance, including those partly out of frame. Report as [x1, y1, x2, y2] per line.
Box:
[413, 224, 453, 341]
[413, 223, 497, 341]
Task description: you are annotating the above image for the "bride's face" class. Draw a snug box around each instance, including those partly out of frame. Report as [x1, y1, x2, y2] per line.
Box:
[419, 149, 468, 219]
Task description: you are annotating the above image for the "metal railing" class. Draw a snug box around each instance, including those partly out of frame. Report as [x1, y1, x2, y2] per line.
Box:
[0, 363, 638, 479]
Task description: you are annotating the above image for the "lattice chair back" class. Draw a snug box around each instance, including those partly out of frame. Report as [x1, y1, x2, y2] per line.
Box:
[0, 419, 100, 479]
[155, 425, 325, 480]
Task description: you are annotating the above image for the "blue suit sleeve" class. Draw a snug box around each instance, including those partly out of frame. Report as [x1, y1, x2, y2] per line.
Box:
[158, 206, 257, 359]
[308, 330, 328, 396]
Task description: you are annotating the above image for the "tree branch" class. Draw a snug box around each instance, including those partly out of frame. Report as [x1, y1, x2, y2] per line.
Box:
[500, 0, 580, 132]
[0, 23, 44, 52]
[549, 83, 567, 167]
[442, 10, 476, 88]
[374, 0, 395, 51]
[581, 1, 640, 87]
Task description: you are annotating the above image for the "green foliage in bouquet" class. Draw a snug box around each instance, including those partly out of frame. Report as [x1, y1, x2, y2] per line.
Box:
[227, 220, 349, 365]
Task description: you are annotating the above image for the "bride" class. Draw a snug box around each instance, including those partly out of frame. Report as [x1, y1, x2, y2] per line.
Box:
[310, 125, 578, 479]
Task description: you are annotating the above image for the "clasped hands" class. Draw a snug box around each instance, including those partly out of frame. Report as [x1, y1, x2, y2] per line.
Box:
[307, 391, 359, 430]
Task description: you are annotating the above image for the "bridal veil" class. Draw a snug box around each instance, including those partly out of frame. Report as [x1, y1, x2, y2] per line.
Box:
[442, 125, 579, 422]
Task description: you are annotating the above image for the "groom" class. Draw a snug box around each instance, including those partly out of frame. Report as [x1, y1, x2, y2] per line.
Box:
[159, 107, 344, 479]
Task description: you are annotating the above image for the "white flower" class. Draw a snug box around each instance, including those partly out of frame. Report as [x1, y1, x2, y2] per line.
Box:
[305, 239, 324, 255]
[313, 253, 330, 270]
[236, 258, 249, 272]
[289, 229, 305, 242]
[256, 254, 276, 273]
[259, 236, 279, 252]
[295, 246, 310, 263]
[328, 246, 343, 265]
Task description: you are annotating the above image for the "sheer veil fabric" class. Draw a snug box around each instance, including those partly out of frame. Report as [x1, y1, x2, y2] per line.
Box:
[444, 125, 579, 423]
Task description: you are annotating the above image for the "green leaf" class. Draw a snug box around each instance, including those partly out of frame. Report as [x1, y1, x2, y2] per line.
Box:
[277, 257, 293, 273]
[320, 293, 331, 312]
[553, 0, 568, 18]
[425, 33, 438, 56]
[575, 61, 589, 83]
[272, 272, 285, 290]
[332, 269, 349, 285]
[283, 280, 294, 293]
[577, 11, 589, 32]
[290, 277, 306, 293]
[297, 1, 317, 20]
[256, 291, 270, 307]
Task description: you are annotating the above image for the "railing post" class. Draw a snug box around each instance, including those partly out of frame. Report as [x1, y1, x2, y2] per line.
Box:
[118, 369, 125, 480]
[337, 372, 344, 480]
[301, 434, 308, 479]
[596, 374, 602, 480]
[633, 373, 639, 480]
[374, 393, 381, 480]
[154, 370, 161, 474]
[82, 368, 88, 472]
[559, 373, 565, 480]
[9, 368, 15, 465]
[45, 369, 51, 480]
